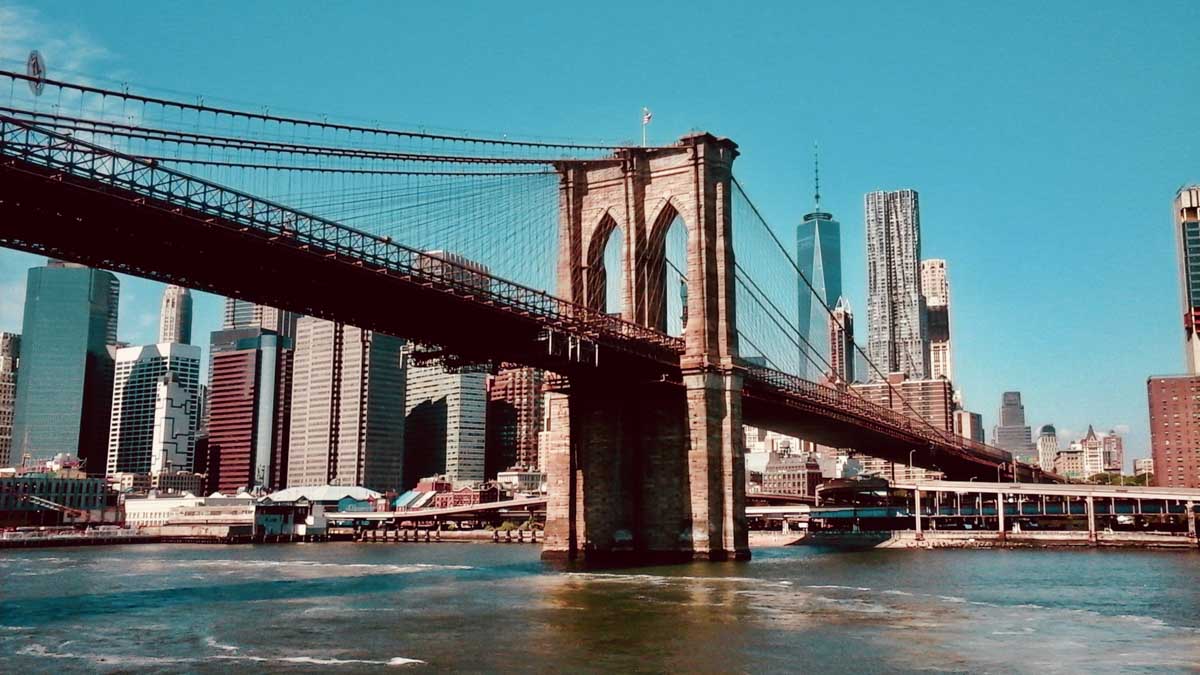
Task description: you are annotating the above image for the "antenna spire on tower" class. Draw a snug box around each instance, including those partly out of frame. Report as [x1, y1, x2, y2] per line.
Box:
[813, 142, 821, 212]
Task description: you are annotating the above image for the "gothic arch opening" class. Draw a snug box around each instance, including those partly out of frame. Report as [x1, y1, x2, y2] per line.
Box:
[645, 201, 689, 336]
[585, 213, 625, 317]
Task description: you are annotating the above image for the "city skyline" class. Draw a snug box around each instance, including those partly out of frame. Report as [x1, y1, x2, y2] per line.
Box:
[1, 2, 1197, 466]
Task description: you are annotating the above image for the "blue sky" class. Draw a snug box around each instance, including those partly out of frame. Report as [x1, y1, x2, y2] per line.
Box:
[1, 1, 1197, 466]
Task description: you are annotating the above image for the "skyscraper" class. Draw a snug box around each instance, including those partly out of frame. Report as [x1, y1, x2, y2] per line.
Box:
[1174, 186, 1200, 373]
[992, 391, 1034, 461]
[222, 298, 298, 342]
[827, 297, 855, 384]
[1077, 426, 1106, 478]
[286, 318, 405, 492]
[1036, 424, 1059, 473]
[206, 328, 293, 493]
[1148, 374, 1200, 488]
[953, 409, 985, 444]
[865, 190, 929, 380]
[852, 373, 952, 482]
[486, 366, 544, 476]
[11, 261, 119, 472]
[0, 333, 18, 466]
[150, 371, 194, 475]
[1133, 457, 1154, 479]
[851, 374, 955, 433]
[797, 152, 841, 378]
[1054, 443, 1085, 479]
[1102, 429, 1124, 474]
[405, 351, 488, 487]
[158, 285, 193, 345]
[921, 259, 953, 381]
[106, 343, 202, 476]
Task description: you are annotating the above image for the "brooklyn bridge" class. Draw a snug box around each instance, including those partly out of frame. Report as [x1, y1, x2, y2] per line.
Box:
[0, 69, 1058, 563]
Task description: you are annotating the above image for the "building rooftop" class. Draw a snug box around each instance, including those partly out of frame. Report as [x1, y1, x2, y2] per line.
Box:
[265, 485, 382, 503]
[1146, 373, 1200, 381]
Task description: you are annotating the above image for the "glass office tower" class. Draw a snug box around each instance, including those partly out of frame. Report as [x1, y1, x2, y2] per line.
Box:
[797, 209, 842, 380]
[11, 260, 119, 472]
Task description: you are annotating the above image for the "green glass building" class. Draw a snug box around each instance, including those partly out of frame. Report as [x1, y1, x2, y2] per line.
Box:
[797, 209, 842, 379]
[10, 260, 119, 473]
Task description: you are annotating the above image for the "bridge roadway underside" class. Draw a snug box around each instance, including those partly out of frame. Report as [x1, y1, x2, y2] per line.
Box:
[0, 160, 676, 387]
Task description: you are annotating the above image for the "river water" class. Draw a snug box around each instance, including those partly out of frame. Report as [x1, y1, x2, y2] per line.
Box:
[1, 543, 1198, 673]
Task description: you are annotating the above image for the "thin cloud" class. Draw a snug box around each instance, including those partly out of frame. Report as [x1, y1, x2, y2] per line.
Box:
[0, 3, 111, 74]
[0, 2, 137, 147]
[0, 276, 25, 333]
[0, 249, 43, 334]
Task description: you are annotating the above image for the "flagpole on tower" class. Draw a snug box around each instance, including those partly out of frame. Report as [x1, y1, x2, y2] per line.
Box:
[641, 107, 652, 147]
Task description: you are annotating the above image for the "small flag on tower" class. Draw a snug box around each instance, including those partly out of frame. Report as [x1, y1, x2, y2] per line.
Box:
[642, 107, 652, 125]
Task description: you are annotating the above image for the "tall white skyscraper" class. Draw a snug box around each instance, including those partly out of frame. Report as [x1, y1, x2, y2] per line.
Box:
[1174, 186, 1200, 373]
[149, 371, 194, 475]
[405, 350, 488, 486]
[286, 317, 405, 492]
[920, 259, 952, 381]
[865, 190, 929, 380]
[106, 343, 201, 476]
[158, 285, 193, 344]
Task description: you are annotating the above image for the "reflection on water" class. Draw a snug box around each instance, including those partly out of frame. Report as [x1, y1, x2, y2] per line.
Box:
[1, 543, 1198, 673]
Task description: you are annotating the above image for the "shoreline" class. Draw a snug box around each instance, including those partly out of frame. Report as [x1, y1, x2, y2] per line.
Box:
[804, 530, 1200, 551]
[8, 529, 1197, 553]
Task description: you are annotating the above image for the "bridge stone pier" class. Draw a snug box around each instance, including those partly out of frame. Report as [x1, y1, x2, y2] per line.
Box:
[542, 133, 749, 563]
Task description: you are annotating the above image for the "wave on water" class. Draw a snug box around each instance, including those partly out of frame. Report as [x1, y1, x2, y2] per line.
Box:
[11, 569, 66, 577]
[299, 605, 399, 617]
[19, 643, 424, 667]
[565, 572, 790, 587]
[183, 559, 473, 574]
[18, 644, 192, 666]
[204, 636, 239, 652]
[561, 575, 1200, 641]
[214, 654, 425, 667]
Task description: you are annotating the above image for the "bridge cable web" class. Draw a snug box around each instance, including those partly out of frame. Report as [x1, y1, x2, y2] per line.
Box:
[0, 69, 584, 296]
[0, 112, 685, 372]
[0, 66, 650, 154]
[730, 183, 844, 380]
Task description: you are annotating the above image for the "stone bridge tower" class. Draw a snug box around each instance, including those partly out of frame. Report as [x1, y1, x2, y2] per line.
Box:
[542, 133, 748, 563]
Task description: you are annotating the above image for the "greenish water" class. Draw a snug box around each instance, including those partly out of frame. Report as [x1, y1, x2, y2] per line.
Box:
[1, 543, 1198, 673]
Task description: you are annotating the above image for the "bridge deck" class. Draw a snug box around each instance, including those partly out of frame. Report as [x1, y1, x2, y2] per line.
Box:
[894, 481, 1200, 501]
